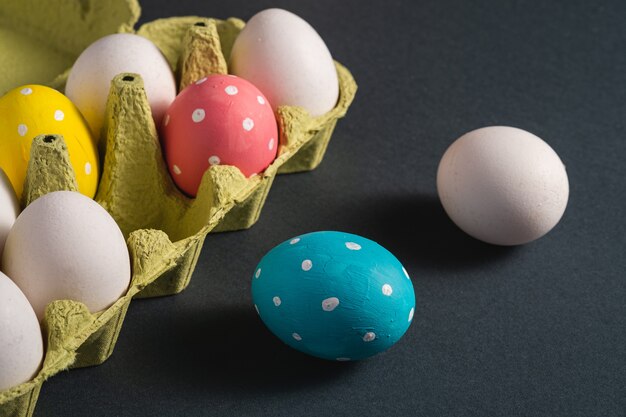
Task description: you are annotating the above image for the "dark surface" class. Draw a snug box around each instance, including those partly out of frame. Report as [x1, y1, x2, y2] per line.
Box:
[36, 0, 625, 416]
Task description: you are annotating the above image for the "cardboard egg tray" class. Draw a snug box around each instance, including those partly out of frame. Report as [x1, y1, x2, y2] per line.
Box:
[0, 1, 357, 416]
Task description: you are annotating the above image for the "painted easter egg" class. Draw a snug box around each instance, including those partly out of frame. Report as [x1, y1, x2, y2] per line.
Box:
[251, 231, 415, 361]
[161, 74, 278, 197]
[2, 191, 131, 320]
[0, 85, 99, 199]
[230, 8, 339, 117]
[66, 33, 176, 140]
[0, 271, 43, 391]
[437, 126, 569, 245]
[0, 169, 19, 258]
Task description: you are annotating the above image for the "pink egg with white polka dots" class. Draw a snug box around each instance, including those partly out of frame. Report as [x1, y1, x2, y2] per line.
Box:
[161, 75, 278, 196]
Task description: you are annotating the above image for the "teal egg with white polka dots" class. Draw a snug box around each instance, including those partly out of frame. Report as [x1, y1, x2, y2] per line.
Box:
[251, 231, 416, 361]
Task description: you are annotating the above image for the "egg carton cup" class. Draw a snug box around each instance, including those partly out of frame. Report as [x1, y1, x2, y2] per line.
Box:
[0, 0, 139, 95]
[0, 6, 356, 417]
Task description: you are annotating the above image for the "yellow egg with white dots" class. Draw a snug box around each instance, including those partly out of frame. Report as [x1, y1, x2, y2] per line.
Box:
[0, 85, 99, 199]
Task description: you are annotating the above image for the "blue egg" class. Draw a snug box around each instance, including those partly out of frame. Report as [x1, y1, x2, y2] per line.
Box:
[251, 231, 415, 361]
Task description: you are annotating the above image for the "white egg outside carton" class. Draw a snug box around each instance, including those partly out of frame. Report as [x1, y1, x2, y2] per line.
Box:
[437, 126, 569, 246]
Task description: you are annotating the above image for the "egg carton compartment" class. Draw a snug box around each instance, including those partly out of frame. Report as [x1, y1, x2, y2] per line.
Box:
[0, 7, 356, 417]
[0, 0, 139, 95]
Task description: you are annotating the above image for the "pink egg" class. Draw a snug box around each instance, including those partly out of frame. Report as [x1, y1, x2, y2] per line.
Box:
[161, 75, 278, 196]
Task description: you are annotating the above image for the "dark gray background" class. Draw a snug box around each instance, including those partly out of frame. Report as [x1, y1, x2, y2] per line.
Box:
[36, 0, 625, 416]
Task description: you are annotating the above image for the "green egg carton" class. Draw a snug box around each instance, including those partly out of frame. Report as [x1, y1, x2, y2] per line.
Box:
[0, 1, 356, 416]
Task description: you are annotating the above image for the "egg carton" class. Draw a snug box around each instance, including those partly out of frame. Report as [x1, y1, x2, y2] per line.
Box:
[0, 1, 356, 417]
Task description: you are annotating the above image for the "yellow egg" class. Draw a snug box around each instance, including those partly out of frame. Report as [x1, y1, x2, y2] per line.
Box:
[0, 85, 99, 199]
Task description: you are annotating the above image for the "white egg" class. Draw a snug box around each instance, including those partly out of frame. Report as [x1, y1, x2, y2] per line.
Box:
[230, 8, 339, 117]
[2, 191, 131, 320]
[65, 33, 176, 139]
[0, 271, 43, 391]
[437, 126, 569, 246]
[0, 169, 19, 259]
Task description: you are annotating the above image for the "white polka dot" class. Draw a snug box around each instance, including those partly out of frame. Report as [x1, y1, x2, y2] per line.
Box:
[322, 297, 339, 312]
[225, 85, 238, 95]
[173, 165, 182, 175]
[408, 307, 414, 322]
[292, 333, 302, 341]
[164, 114, 170, 126]
[301, 259, 313, 271]
[254, 304, 259, 315]
[20, 87, 32, 95]
[195, 77, 207, 84]
[257, 95, 266, 105]
[255, 268, 261, 279]
[345, 242, 361, 250]
[382, 284, 393, 296]
[273, 296, 281, 307]
[84, 162, 92, 175]
[17, 124, 27, 137]
[363, 332, 376, 342]
[192, 108, 205, 123]
[336, 357, 351, 362]
[268, 138, 275, 150]
[54, 110, 64, 121]
[290, 238, 300, 245]
[403, 266, 410, 279]
[208, 155, 220, 166]
[242, 117, 254, 131]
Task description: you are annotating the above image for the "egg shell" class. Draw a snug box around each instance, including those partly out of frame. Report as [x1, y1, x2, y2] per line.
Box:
[0, 85, 99, 199]
[0, 169, 19, 258]
[437, 126, 569, 246]
[2, 191, 131, 320]
[161, 74, 278, 196]
[0, 271, 44, 391]
[230, 8, 339, 117]
[251, 231, 415, 361]
[65, 33, 176, 139]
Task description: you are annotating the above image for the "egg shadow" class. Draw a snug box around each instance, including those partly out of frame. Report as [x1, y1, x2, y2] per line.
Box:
[336, 193, 517, 272]
[124, 304, 358, 396]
